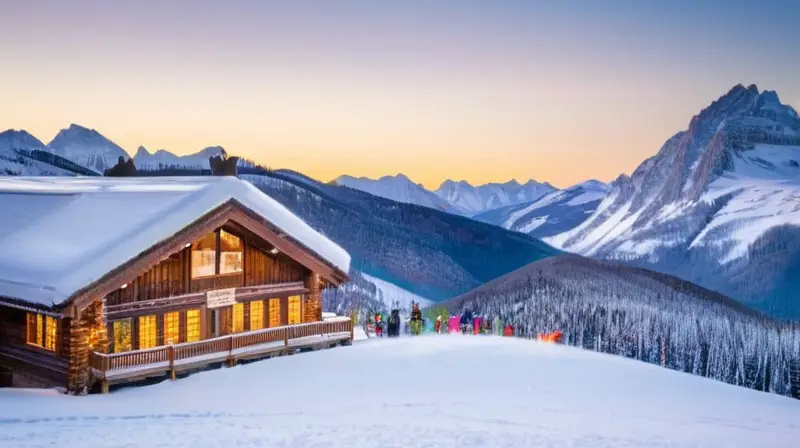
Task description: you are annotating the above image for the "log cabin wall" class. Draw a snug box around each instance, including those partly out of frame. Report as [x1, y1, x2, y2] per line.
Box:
[0, 306, 68, 388]
[244, 243, 306, 286]
[106, 250, 188, 307]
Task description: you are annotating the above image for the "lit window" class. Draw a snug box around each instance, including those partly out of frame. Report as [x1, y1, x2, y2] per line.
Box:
[26, 313, 57, 352]
[186, 309, 201, 342]
[288, 296, 301, 325]
[45, 316, 57, 351]
[233, 302, 245, 333]
[164, 312, 180, 344]
[26, 313, 43, 347]
[138, 315, 157, 349]
[219, 230, 243, 275]
[113, 319, 133, 353]
[268, 298, 281, 327]
[191, 232, 217, 278]
[250, 300, 264, 330]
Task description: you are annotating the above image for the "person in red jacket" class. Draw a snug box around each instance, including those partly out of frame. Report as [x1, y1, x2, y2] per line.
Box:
[435, 315, 442, 334]
[374, 313, 383, 337]
[503, 324, 514, 337]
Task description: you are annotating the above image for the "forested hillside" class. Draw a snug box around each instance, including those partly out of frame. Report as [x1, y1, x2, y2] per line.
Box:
[445, 255, 800, 399]
[244, 171, 559, 300]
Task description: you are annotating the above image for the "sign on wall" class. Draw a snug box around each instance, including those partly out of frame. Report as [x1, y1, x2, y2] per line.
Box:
[206, 288, 237, 309]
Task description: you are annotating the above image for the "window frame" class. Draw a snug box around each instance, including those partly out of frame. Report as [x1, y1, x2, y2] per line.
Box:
[138, 315, 158, 350]
[186, 309, 201, 342]
[219, 229, 243, 275]
[190, 229, 244, 279]
[26, 312, 56, 353]
[112, 318, 133, 353]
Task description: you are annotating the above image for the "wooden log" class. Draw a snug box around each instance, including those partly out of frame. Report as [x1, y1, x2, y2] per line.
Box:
[169, 345, 176, 380]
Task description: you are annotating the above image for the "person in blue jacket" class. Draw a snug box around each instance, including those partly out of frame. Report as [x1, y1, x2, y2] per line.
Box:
[459, 308, 474, 334]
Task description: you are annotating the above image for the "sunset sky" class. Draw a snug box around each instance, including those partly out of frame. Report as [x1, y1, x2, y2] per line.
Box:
[2, 0, 799, 189]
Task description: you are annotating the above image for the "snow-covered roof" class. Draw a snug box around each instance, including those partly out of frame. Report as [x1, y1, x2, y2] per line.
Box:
[0, 176, 351, 308]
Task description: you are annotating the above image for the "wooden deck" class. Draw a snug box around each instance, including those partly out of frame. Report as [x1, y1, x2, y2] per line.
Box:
[89, 317, 353, 391]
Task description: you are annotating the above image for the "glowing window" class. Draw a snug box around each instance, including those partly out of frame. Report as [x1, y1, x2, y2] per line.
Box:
[26, 313, 43, 347]
[186, 309, 201, 342]
[191, 232, 217, 278]
[113, 319, 133, 353]
[288, 296, 302, 325]
[164, 312, 180, 344]
[233, 303, 245, 333]
[138, 315, 157, 349]
[45, 316, 57, 351]
[268, 298, 281, 327]
[249, 300, 264, 330]
[219, 230, 243, 275]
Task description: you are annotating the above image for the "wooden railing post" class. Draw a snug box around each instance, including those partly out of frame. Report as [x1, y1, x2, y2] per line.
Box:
[169, 345, 176, 381]
[350, 311, 355, 342]
[227, 334, 235, 367]
[283, 328, 290, 355]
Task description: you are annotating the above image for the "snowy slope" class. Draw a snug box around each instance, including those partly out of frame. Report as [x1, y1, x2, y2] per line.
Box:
[361, 273, 432, 308]
[47, 124, 129, 174]
[0, 177, 350, 306]
[133, 145, 226, 171]
[334, 173, 465, 214]
[1, 336, 798, 447]
[474, 179, 608, 238]
[435, 178, 556, 216]
[546, 84, 800, 318]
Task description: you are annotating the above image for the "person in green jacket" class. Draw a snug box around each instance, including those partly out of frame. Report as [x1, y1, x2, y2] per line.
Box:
[493, 316, 503, 336]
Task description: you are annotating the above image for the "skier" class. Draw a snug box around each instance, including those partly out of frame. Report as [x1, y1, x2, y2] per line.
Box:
[473, 315, 481, 335]
[387, 309, 400, 337]
[374, 313, 383, 337]
[503, 323, 514, 337]
[460, 308, 473, 334]
[410, 302, 423, 335]
[435, 315, 442, 334]
[493, 316, 503, 336]
[449, 315, 459, 334]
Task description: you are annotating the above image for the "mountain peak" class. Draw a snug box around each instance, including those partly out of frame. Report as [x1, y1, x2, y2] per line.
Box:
[134, 145, 151, 157]
[0, 129, 48, 150]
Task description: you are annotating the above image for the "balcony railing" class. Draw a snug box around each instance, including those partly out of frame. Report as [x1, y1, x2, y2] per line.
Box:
[190, 272, 244, 293]
[89, 317, 353, 385]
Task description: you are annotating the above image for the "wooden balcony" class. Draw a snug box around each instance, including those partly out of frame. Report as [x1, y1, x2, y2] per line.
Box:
[88, 317, 354, 391]
[190, 272, 244, 293]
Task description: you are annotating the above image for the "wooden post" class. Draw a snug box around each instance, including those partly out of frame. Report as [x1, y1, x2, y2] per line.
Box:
[283, 328, 289, 356]
[350, 311, 355, 342]
[227, 335, 235, 367]
[169, 345, 176, 380]
[100, 379, 109, 394]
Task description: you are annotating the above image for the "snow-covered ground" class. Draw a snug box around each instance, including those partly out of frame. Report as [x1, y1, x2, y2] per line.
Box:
[2, 336, 798, 447]
[362, 273, 432, 308]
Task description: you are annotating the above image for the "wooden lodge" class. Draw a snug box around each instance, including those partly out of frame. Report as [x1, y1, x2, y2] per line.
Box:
[0, 177, 352, 393]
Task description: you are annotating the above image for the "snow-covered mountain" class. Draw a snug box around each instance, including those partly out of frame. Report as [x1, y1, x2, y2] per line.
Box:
[47, 124, 129, 174]
[333, 174, 556, 216]
[133, 145, 227, 171]
[546, 84, 800, 318]
[435, 178, 556, 216]
[474, 179, 608, 238]
[333, 174, 464, 214]
[0, 130, 82, 176]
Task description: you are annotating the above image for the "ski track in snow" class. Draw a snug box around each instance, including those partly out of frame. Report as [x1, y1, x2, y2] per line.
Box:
[1, 336, 799, 447]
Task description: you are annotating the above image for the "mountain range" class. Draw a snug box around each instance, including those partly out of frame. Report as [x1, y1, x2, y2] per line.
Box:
[1, 84, 799, 319]
[474, 179, 608, 238]
[0, 124, 227, 175]
[334, 174, 558, 216]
